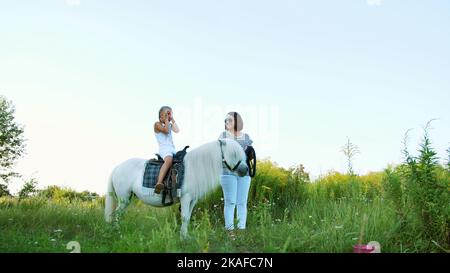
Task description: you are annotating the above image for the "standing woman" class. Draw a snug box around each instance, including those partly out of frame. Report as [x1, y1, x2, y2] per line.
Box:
[219, 112, 253, 237]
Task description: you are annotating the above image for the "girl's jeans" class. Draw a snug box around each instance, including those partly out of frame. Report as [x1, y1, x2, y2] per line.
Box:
[220, 175, 251, 230]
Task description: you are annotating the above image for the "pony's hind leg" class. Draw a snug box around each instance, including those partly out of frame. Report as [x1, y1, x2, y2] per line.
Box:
[113, 195, 132, 228]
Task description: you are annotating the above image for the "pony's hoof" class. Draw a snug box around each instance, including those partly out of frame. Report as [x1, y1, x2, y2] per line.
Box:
[113, 222, 121, 231]
[180, 232, 190, 240]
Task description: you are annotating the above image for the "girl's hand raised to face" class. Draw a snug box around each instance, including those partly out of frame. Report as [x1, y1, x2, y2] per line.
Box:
[170, 111, 179, 133]
[160, 112, 169, 124]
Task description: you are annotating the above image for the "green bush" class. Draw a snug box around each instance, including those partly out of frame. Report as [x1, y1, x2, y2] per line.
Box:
[446, 147, 450, 170]
[18, 178, 38, 201]
[249, 160, 289, 204]
[402, 123, 450, 248]
[37, 186, 99, 203]
[382, 167, 405, 213]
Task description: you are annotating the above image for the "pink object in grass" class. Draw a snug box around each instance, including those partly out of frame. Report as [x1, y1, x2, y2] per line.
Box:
[353, 244, 375, 253]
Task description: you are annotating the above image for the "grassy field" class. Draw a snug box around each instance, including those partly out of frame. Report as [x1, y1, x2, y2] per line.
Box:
[0, 169, 448, 253]
[1, 132, 449, 253]
[0, 192, 426, 253]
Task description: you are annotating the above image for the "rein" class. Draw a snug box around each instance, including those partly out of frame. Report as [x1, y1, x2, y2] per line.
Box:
[219, 140, 242, 172]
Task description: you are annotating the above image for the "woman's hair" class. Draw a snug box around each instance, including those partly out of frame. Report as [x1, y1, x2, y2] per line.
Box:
[159, 106, 172, 120]
[226, 111, 244, 131]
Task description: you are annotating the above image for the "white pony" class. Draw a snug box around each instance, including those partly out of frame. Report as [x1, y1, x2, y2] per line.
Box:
[104, 139, 248, 238]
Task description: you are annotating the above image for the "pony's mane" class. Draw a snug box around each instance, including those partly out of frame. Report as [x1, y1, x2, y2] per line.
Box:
[182, 139, 244, 200]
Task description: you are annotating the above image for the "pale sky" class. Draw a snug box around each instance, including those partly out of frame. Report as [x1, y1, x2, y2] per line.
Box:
[1, 0, 449, 194]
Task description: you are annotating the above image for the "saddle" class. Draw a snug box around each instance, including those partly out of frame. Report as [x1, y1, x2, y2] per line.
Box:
[153, 145, 189, 164]
[144, 146, 189, 206]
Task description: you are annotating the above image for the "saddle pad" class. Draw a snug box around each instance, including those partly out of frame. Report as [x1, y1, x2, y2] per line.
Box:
[142, 160, 185, 189]
[142, 161, 161, 189]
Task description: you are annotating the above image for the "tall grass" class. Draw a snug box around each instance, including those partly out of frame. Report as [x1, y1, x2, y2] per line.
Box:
[400, 122, 449, 249]
[0, 194, 401, 252]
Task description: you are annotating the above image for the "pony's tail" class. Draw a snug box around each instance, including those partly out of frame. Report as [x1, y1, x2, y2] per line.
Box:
[104, 172, 116, 223]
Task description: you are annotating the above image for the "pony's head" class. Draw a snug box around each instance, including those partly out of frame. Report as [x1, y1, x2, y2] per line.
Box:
[219, 139, 248, 177]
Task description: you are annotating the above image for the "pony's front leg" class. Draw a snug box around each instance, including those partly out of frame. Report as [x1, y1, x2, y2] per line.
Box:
[189, 198, 198, 217]
[180, 194, 193, 239]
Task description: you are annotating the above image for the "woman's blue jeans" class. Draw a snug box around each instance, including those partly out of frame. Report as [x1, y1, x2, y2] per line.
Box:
[220, 175, 251, 230]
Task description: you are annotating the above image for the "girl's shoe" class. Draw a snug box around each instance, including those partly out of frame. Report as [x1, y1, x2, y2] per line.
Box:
[154, 183, 164, 194]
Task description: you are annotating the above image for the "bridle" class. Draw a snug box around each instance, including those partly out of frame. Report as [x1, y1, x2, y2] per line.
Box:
[219, 140, 242, 172]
